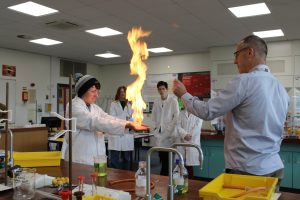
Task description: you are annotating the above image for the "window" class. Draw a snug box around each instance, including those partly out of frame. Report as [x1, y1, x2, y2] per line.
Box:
[60, 59, 86, 77]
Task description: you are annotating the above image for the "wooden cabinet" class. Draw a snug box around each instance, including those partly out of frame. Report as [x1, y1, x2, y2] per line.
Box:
[0, 127, 48, 152]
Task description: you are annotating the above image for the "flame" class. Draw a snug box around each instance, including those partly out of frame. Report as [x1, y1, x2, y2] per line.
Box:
[126, 27, 151, 125]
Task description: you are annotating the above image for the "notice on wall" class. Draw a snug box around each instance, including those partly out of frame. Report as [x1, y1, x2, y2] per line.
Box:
[2, 65, 16, 77]
[28, 89, 36, 104]
[143, 73, 178, 101]
[178, 72, 210, 98]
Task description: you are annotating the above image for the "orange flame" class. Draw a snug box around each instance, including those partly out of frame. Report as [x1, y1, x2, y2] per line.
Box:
[126, 27, 151, 125]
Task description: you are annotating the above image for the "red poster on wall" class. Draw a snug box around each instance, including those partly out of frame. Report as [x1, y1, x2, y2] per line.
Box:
[2, 65, 16, 77]
[179, 72, 210, 98]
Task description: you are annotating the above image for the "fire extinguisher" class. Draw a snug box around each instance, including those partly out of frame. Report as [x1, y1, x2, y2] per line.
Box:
[22, 87, 28, 103]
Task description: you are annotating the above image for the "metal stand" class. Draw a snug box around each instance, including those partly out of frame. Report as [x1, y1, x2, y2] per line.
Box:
[51, 75, 74, 200]
[0, 83, 10, 185]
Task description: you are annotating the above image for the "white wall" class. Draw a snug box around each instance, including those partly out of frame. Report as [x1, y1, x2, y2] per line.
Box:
[2, 39, 300, 126]
[0, 48, 100, 126]
[0, 48, 51, 125]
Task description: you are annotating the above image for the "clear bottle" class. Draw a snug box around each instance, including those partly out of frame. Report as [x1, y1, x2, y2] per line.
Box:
[173, 159, 188, 194]
[135, 161, 147, 197]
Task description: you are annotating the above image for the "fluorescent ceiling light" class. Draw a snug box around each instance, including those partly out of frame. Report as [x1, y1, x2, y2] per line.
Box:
[228, 3, 270, 18]
[8, 1, 58, 17]
[86, 27, 123, 37]
[30, 38, 62, 46]
[95, 53, 121, 58]
[148, 47, 173, 53]
[253, 29, 284, 38]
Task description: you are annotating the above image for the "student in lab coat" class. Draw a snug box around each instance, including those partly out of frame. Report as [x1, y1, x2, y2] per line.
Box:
[177, 98, 203, 178]
[62, 74, 148, 165]
[108, 86, 134, 170]
[152, 81, 179, 175]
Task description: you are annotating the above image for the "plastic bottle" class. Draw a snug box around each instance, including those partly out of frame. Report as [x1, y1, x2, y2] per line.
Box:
[173, 159, 188, 194]
[135, 161, 147, 197]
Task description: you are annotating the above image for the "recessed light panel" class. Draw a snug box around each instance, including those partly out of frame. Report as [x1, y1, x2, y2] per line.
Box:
[95, 53, 121, 58]
[148, 47, 173, 53]
[228, 3, 270, 18]
[8, 1, 58, 17]
[253, 29, 284, 38]
[30, 38, 62, 46]
[86, 27, 123, 37]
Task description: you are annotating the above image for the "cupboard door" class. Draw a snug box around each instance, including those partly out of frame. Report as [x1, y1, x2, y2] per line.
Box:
[208, 147, 225, 178]
[293, 153, 300, 189]
[279, 151, 293, 188]
[194, 146, 209, 178]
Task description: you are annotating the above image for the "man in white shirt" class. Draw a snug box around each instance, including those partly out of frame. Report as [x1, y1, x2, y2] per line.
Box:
[152, 81, 179, 175]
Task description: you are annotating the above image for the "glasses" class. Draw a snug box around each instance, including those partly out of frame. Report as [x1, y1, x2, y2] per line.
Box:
[234, 47, 250, 58]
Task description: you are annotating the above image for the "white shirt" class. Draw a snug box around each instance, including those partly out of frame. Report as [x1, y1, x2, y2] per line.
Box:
[177, 110, 203, 166]
[108, 100, 134, 151]
[151, 95, 179, 147]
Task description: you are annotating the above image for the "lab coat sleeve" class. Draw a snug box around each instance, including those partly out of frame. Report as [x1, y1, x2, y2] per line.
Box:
[177, 115, 188, 140]
[151, 101, 158, 130]
[100, 108, 128, 127]
[73, 103, 126, 135]
[181, 76, 246, 120]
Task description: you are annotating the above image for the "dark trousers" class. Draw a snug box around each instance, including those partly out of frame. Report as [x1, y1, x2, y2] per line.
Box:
[225, 168, 284, 192]
[159, 151, 169, 176]
[185, 166, 194, 179]
[109, 150, 132, 170]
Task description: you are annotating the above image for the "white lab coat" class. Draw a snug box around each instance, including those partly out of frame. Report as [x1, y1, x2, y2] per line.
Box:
[108, 101, 134, 151]
[151, 95, 179, 147]
[62, 96, 127, 165]
[177, 109, 203, 166]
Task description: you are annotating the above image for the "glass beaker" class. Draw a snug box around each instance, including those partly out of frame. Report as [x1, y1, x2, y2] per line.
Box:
[13, 168, 36, 200]
[94, 155, 107, 177]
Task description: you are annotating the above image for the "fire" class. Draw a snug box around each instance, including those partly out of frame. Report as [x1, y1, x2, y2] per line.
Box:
[126, 27, 151, 125]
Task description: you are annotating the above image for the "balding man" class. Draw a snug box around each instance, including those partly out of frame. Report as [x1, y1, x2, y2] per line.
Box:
[173, 35, 289, 187]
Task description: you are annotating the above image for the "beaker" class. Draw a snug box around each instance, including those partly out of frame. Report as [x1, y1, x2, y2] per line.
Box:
[13, 168, 36, 200]
[94, 155, 107, 177]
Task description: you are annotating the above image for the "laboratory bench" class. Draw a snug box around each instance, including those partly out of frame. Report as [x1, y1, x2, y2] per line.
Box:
[0, 161, 300, 199]
[195, 131, 300, 190]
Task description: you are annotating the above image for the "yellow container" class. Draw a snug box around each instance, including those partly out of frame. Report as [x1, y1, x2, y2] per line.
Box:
[13, 151, 61, 167]
[83, 194, 117, 200]
[199, 173, 277, 200]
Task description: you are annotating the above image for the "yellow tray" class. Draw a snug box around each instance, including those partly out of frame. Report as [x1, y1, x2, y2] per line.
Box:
[83, 194, 117, 200]
[199, 173, 277, 200]
[13, 151, 61, 167]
